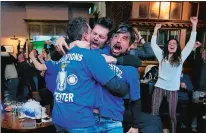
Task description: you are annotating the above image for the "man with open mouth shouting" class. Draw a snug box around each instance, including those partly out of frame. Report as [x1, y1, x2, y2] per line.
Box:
[93, 23, 162, 133]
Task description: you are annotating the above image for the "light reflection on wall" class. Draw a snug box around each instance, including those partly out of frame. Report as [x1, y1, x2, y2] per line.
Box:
[1, 36, 27, 56]
[154, 2, 160, 9]
[150, 2, 160, 18]
[159, 2, 170, 19]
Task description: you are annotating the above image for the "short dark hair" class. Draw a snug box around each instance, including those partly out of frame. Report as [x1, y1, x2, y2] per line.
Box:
[95, 17, 113, 39]
[66, 17, 89, 44]
[1, 46, 6, 52]
[16, 52, 26, 59]
[114, 23, 135, 45]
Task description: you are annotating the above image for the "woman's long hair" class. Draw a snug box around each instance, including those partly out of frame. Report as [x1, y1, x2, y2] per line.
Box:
[162, 38, 182, 67]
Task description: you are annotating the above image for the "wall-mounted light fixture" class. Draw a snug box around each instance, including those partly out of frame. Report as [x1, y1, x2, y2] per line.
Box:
[10, 35, 19, 40]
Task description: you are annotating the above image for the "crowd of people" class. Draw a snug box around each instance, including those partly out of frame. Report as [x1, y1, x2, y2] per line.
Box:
[1, 39, 53, 104]
[1, 16, 206, 133]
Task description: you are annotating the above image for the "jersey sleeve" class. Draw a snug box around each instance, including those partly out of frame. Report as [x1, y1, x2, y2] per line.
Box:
[86, 51, 116, 86]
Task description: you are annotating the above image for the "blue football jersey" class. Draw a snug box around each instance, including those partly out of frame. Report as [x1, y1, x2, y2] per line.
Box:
[98, 65, 141, 121]
[51, 46, 116, 128]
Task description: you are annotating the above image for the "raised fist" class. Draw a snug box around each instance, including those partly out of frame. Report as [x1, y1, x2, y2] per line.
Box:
[29, 51, 35, 59]
[154, 24, 161, 30]
[193, 41, 202, 49]
[190, 17, 198, 25]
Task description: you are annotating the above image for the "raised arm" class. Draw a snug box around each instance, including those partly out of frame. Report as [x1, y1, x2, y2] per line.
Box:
[55, 36, 69, 55]
[102, 54, 142, 67]
[29, 51, 47, 71]
[87, 52, 129, 97]
[181, 17, 198, 62]
[151, 24, 163, 61]
[141, 42, 155, 57]
[132, 28, 155, 58]
[17, 40, 21, 53]
[55, 37, 90, 55]
[23, 39, 27, 53]
[116, 54, 142, 67]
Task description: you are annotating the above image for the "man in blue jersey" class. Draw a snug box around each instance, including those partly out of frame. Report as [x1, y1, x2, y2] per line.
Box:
[29, 17, 130, 133]
[92, 24, 162, 133]
[55, 19, 162, 133]
[55, 23, 162, 133]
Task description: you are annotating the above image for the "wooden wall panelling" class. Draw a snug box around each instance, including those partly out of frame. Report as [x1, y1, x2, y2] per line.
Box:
[106, 1, 132, 25]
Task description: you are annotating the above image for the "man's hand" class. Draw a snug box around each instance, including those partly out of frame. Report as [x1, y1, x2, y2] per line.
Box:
[127, 127, 139, 133]
[133, 27, 145, 44]
[180, 82, 187, 89]
[40, 71, 45, 77]
[101, 54, 117, 64]
[133, 27, 140, 41]
[55, 36, 69, 55]
[45, 40, 52, 45]
[29, 51, 35, 59]
[38, 54, 43, 60]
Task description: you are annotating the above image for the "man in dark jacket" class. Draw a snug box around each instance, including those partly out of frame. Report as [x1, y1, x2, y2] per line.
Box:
[17, 52, 37, 101]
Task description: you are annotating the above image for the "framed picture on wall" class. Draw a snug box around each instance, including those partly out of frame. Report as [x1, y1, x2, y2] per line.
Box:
[4, 45, 14, 53]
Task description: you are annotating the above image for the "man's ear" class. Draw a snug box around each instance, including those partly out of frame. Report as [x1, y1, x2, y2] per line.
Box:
[105, 40, 110, 45]
[82, 32, 88, 42]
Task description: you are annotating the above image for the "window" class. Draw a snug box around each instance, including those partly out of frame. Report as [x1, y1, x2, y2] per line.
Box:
[27, 22, 67, 40]
[42, 25, 54, 35]
[157, 29, 180, 47]
[139, 29, 180, 47]
[158, 30, 169, 46]
[29, 25, 41, 40]
[56, 25, 66, 36]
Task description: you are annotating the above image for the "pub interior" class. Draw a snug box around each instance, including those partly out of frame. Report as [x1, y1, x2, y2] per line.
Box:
[1, 1, 206, 133]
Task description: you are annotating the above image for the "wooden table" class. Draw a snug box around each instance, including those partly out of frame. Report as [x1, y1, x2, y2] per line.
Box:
[1, 112, 53, 132]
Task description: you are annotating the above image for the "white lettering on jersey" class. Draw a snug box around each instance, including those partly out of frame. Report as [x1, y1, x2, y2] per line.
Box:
[54, 92, 74, 103]
[108, 64, 123, 78]
[57, 53, 83, 63]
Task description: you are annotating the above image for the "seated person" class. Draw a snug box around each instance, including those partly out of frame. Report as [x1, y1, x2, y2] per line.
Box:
[179, 72, 193, 101]
[178, 72, 193, 129]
